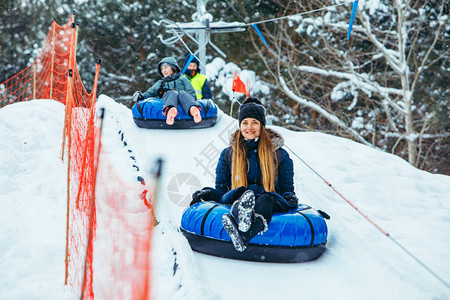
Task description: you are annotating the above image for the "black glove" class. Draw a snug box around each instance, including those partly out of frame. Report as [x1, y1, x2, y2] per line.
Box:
[284, 192, 298, 209]
[190, 189, 213, 206]
[231, 186, 247, 202]
[132, 91, 144, 102]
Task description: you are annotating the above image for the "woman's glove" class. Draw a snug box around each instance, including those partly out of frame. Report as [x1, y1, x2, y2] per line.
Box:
[230, 186, 247, 202]
[190, 188, 213, 206]
[284, 192, 299, 209]
[132, 91, 144, 102]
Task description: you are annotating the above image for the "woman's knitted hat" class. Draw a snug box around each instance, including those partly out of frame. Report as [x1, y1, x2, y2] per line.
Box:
[238, 98, 266, 126]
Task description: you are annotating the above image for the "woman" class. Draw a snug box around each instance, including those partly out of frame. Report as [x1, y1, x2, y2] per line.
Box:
[191, 98, 298, 252]
[133, 56, 202, 125]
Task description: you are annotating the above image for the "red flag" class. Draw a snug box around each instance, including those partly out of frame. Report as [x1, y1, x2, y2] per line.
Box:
[232, 72, 247, 96]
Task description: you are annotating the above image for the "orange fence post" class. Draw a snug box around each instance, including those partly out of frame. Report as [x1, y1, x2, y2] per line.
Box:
[73, 23, 79, 77]
[50, 21, 56, 100]
[64, 68, 74, 286]
[32, 64, 36, 99]
[64, 17, 76, 285]
[61, 19, 77, 160]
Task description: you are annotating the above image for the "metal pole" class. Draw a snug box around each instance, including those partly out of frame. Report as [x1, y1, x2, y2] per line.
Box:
[196, 0, 208, 75]
[197, 30, 206, 75]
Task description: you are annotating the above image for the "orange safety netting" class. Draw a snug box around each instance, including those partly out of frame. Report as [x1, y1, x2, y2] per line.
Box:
[90, 143, 154, 299]
[2, 13, 155, 299]
[1, 15, 75, 107]
[65, 102, 99, 299]
[49, 15, 100, 299]
[0, 13, 98, 297]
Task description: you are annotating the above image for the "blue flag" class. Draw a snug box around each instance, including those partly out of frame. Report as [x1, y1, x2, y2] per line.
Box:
[347, 0, 359, 39]
[252, 24, 269, 47]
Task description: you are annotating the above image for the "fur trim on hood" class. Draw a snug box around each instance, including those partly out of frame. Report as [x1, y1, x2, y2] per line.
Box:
[229, 128, 285, 150]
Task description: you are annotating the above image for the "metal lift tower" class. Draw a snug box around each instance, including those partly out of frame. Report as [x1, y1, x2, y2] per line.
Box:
[156, 0, 245, 75]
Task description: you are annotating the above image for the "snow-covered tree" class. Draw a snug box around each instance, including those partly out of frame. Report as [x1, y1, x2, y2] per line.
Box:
[0, 0, 70, 83]
[74, 0, 186, 100]
[2, 0, 447, 173]
[240, 0, 449, 172]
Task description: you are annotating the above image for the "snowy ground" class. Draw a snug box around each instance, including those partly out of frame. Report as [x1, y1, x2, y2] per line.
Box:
[1, 96, 449, 299]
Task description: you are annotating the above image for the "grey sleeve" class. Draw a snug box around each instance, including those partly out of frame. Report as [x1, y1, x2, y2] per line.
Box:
[142, 80, 162, 98]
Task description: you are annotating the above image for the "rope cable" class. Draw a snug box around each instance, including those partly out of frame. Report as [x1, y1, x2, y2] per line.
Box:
[162, 1, 357, 104]
[248, 2, 352, 26]
[116, 35, 150, 75]
[143, 1, 450, 291]
[284, 144, 450, 290]
[115, 1, 353, 101]
[170, 28, 242, 106]
[150, 0, 450, 292]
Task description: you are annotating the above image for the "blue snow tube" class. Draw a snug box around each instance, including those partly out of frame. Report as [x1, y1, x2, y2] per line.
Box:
[180, 202, 329, 263]
[132, 98, 218, 129]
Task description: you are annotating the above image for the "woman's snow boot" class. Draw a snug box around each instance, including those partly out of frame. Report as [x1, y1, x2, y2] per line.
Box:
[230, 190, 255, 232]
[222, 213, 246, 252]
[240, 214, 268, 245]
[222, 213, 268, 252]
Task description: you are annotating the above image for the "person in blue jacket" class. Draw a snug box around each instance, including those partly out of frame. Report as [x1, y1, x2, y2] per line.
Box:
[133, 56, 202, 125]
[191, 97, 299, 252]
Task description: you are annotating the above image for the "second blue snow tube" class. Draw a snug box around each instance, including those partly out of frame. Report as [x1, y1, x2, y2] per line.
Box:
[132, 98, 218, 129]
[180, 201, 329, 263]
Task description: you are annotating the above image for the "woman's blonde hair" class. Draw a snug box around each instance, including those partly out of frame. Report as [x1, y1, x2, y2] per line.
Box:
[231, 126, 277, 192]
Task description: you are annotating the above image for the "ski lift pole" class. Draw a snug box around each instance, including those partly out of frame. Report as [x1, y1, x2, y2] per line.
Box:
[230, 92, 236, 116]
[197, 23, 208, 75]
[149, 158, 164, 225]
[284, 144, 450, 290]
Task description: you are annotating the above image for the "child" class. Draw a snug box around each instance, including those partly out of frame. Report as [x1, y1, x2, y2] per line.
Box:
[135, 56, 202, 125]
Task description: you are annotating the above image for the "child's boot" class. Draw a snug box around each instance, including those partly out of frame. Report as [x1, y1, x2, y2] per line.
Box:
[190, 106, 202, 123]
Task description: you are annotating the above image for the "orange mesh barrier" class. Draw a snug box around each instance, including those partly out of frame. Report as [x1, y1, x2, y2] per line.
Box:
[0, 16, 76, 107]
[65, 103, 98, 299]
[55, 16, 153, 299]
[42, 15, 101, 299]
[90, 144, 154, 299]
[2, 13, 155, 299]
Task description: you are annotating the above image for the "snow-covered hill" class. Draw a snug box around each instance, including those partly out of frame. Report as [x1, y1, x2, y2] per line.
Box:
[1, 96, 449, 299]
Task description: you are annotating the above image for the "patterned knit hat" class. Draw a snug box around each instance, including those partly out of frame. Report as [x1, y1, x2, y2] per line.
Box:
[238, 98, 266, 126]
